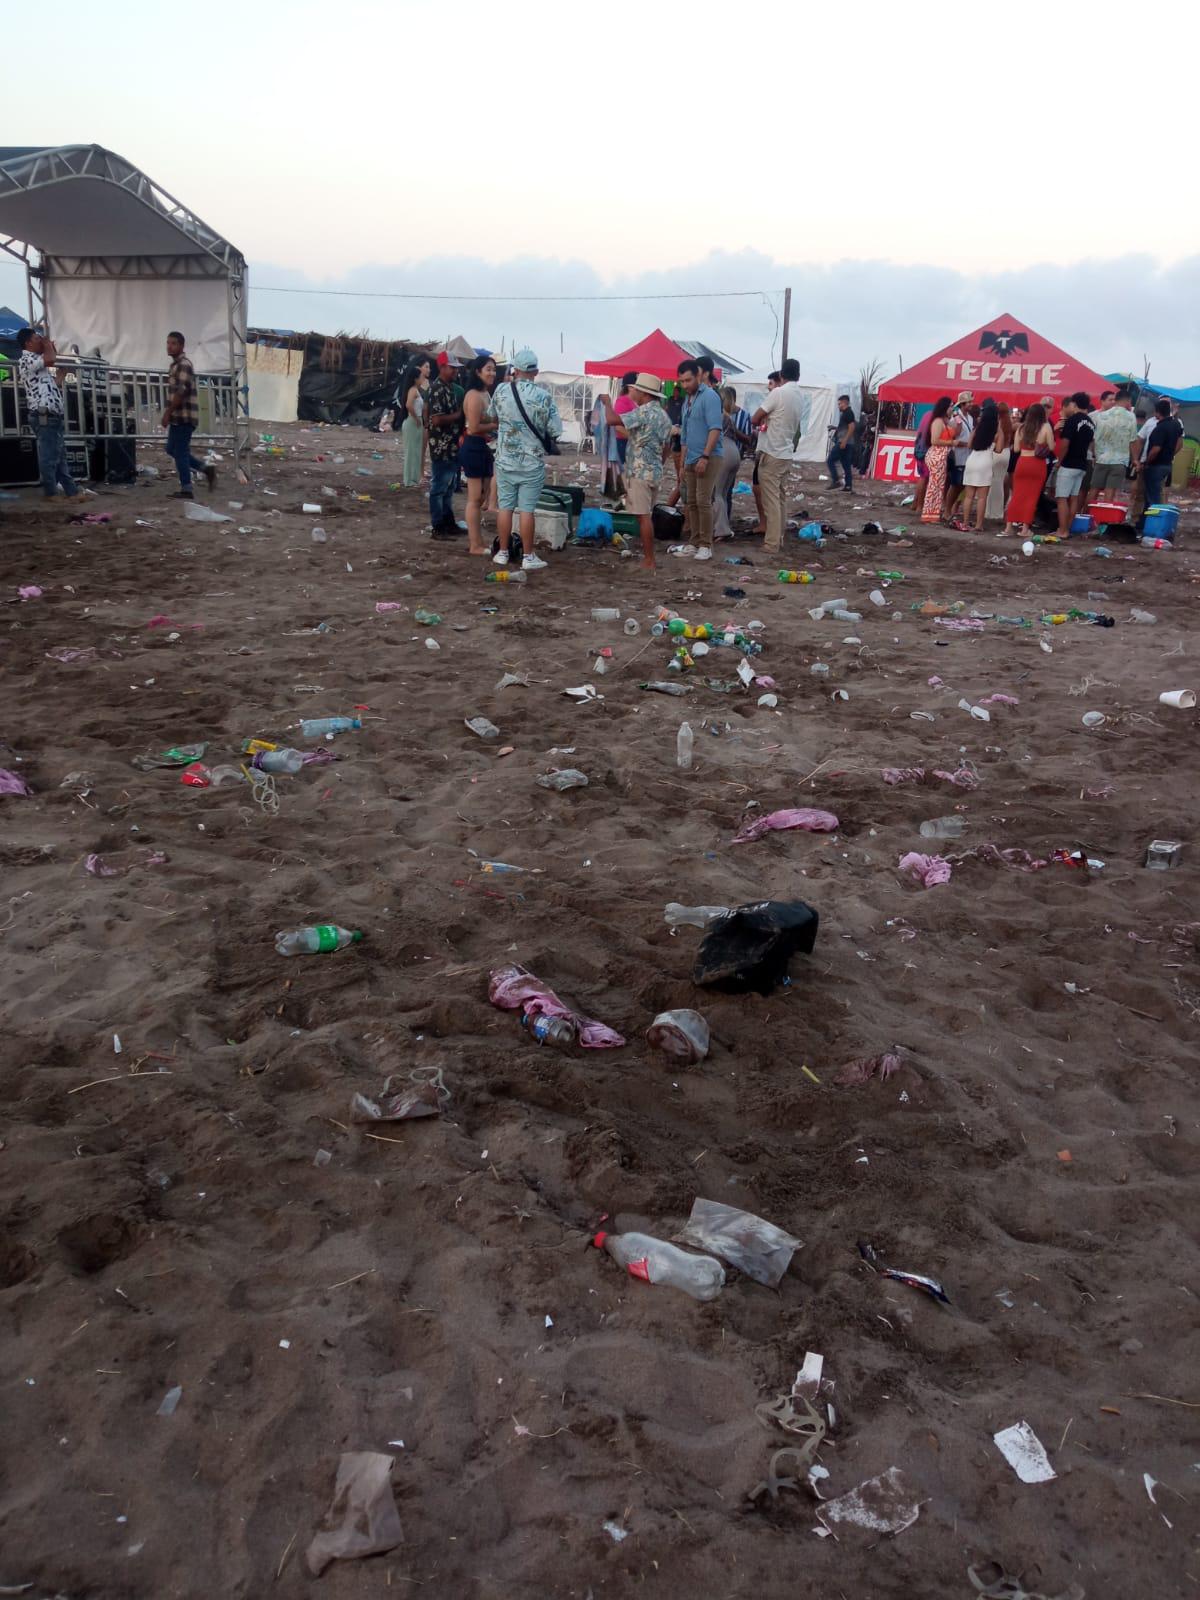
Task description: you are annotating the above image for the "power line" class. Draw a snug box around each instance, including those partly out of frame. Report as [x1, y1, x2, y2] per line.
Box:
[253, 284, 785, 304]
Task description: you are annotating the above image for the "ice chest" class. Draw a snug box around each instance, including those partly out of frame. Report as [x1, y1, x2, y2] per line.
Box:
[533, 508, 570, 550]
[536, 485, 580, 527]
[1087, 500, 1127, 526]
[1142, 504, 1179, 541]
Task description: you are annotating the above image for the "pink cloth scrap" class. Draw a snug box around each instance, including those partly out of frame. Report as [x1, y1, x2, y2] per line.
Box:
[978, 693, 1020, 707]
[84, 848, 167, 878]
[898, 851, 952, 887]
[952, 843, 1049, 873]
[883, 767, 980, 791]
[375, 602, 404, 613]
[488, 963, 625, 1049]
[17, 585, 43, 600]
[732, 807, 839, 844]
[0, 768, 31, 796]
[934, 616, 986, 632]
[45, 647, 97, 664]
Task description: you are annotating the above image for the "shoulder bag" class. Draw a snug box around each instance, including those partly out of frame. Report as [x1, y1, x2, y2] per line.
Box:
[509, 380, 560, 455]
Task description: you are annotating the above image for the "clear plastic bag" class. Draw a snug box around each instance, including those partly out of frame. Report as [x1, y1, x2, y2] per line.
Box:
[680, 1197, 801, 1288]
[646, 1009, 709, 1063]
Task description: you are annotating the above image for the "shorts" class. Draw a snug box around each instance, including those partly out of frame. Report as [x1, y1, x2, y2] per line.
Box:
[496, 468, 544, 514]
[947, 457, 966, 487]
[963, 449, 994, 488]
[1056, 466, 1086, 498]
[625, 477, 657, 515]
[459, 435, 494, 480]
[1091, 461, 1128, 495]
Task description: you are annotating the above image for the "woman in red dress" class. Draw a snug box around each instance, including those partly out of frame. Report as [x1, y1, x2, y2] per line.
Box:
[1004, 404, 1055, 535]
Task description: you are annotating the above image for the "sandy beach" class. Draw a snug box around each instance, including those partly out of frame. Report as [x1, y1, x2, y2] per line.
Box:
[1, 425, 1198, 1598]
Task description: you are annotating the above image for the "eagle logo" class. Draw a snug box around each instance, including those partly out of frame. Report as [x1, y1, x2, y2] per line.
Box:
[979, 329, 1029, 357]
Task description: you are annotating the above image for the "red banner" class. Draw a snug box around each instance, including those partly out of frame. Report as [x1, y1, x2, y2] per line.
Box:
[872, 431, 920, 482]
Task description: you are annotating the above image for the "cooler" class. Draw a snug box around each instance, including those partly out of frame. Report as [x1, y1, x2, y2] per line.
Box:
[1087, 501, 1128, 526]
[533, 508, 569, 550]
[536, 485, 580, 528]
[1142, 504, 1179, 541]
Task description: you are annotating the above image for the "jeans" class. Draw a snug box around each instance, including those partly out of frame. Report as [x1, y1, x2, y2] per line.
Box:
[429, 458, 458, 527]
[165, 423, 205, 489]
[34, 416, 78, 497]
[1139, 463, 1170, 530]
[757, 451, 790, 553]
[827, 442, 853, 487]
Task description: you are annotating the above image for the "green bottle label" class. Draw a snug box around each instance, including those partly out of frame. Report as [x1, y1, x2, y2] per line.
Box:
[315, 925, 338, 952]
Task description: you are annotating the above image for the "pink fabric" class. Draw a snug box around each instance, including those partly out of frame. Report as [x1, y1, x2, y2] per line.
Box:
[898, 852, 952, 887]
[978, 693, 1020, 707]
[732, 808, 839, 844]
[0, 769, 31, 796]
[883, 767, 980, 791]
[934, 617, 986, 632]
[836, 1052, 902, 1086]
[952, 844, 1048, 873]
[17, 586, 43, 601]
[488, 964, 625, 1049]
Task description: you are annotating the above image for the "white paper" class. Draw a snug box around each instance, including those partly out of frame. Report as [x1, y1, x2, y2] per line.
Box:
[993, 1421, 1056, 1483]
[818, 1467, 921, 1536]
[793, 1351, 824, 1399]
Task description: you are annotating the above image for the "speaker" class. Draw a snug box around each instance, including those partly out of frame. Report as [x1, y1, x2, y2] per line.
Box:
[0, 435, 38, 486]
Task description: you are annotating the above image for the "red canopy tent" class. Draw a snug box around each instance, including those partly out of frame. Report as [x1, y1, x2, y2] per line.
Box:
[584, 327, 692, 382]
[878, 313, 1110, 410]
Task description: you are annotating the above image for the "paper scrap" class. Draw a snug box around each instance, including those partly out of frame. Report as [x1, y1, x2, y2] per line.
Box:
[817, 1466, 921, 1536]
[993, 1421, 1056, 1483]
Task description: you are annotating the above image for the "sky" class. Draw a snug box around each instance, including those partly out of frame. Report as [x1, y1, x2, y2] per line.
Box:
[3, 0, 1196, 383]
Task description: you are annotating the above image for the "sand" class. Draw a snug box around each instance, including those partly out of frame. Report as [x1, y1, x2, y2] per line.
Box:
[1, 426, 1198, 1598]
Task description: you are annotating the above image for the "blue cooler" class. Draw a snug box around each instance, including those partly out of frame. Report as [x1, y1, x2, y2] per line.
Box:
[1070, 514, 1095, 535]
[1142, 504, 1179, 541]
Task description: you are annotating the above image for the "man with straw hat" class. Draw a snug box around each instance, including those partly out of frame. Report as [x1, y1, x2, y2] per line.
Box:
[600, 373, 672, 571]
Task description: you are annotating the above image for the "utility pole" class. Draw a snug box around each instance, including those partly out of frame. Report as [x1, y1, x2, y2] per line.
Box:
[781, 287, 791, 364]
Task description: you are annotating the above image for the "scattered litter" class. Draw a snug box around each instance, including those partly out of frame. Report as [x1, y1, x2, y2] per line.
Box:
[1158, 689, 1196, 710]
[993, 1421, 1056, 1483]
[156, 1385, 182, 1417]
[899, 851, 952, 887]
[732, 808, 839, 844]
[967, 1563, 1084, 1600]
[0, 769, 31, 797]
[17, 585, 43, 600]
[817, 1467, 922, 1538]
[883, 766, 979, 790]
[1145, 839, 1182, 870]
[694, 899, 819, 995]
[305, 1451, 403, 1576]
[184, 502, 231, 523]
[45, 646, 99, 663]
[602, 1519, 629, 1543]
[465, 716, 500, 739]
[836, 1051, 902, 1086]
[681, 1197, 800, 1288]
[536, 769, 588, 791]
[859, 1240, 949, 1303]
[351, 1067, 447, 1123]
[132, 743, 207, 770]
[563, 684, 602, 702]
[495, 672, 529, 690]
[646, 1009, 710, 1064]
[489, 964, 625, 1048]
[84, 848, 167, 878]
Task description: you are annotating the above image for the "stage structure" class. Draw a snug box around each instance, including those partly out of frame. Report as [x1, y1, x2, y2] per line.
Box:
[0, 145, 246, 483]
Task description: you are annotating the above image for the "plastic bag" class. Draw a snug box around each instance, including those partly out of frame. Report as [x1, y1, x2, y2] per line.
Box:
[536, 769, 589, 790]
[488, 964, 625, 1049]
[0, 768, 31, 797]
[646, 1009, 709, 1063]
[305, 1451, 403, 1576]
[680, 1197, 800, 1288]
[693, 899, 819, 995]
[732, 808, 838, 844]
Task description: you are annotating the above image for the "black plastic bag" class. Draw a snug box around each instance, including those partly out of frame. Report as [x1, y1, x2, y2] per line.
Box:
[693, 899, 819, 995]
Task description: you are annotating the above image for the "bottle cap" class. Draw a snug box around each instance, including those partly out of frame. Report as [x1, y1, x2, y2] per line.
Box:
[351, 930, 365, 943]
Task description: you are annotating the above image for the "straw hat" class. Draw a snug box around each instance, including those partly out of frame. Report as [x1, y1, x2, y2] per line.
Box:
[632, 372, 663, 396]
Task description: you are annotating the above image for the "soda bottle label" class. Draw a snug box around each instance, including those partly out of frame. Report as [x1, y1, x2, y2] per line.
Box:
[314, 925, 339, 952]
[626, 1257, 651, 1283]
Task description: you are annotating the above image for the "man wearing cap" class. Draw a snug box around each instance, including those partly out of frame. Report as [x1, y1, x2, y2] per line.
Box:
[488, 348, 562, 571]
[600, 374, 672, 570]
[427, 353, 464, 539]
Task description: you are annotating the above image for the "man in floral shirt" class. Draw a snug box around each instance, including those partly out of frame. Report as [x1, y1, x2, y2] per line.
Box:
[488, 349, 561, 572]
[17, 327, 79, 498]
[600, 373, 671, 570]
[426, 353, 464, 539]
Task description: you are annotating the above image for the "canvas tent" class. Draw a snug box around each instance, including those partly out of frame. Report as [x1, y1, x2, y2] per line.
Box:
[1108, 373, 1200, 490]
[879, 314, 1110, 410]
[584, 328, 692, 382]
[0, 144, 246, 476]
[730, 371, 849, 465]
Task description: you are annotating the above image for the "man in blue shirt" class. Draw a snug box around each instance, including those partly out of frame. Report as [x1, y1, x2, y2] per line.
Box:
[676, 358, 722, 561]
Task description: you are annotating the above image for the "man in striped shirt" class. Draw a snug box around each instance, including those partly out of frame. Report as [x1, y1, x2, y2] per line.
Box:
[162, 331, 215, 499]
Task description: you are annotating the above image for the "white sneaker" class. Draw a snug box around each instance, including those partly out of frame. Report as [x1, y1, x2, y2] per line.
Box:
[492, 549, 509, 567]
[522, 553, 547, 571]
[694, 547, 713, 562]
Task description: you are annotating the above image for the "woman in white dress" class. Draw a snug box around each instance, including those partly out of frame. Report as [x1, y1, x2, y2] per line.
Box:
[986, 402, 1016, 523]
[956, 400, 998, 532]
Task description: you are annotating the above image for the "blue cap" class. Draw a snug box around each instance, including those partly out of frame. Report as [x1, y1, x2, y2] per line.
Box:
[513, 348, 539, 372]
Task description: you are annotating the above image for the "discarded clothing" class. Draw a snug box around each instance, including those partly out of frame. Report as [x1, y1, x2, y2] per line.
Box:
[306, 1451, 403, 1576]
[489, 964, 625, 1049]
[898, 852, 952, 887]
[732, 807, 839, 844]
[883, 766, 979, 791]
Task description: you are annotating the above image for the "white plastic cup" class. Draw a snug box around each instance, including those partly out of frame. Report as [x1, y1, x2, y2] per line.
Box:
[1021, 540, 1035, 556]
[1082, 711, 1106, 727]
[1159, 689, 1196, 709]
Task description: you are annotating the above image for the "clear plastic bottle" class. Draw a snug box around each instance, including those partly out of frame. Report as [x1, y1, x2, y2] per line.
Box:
[414, 607, 442, 625]
[520, 1009, 576, 1047]
[593, 1230, 725, 1301]
[663, 902, 729, 929]
[919, 816, 966, 840]
[623, 618, 641, 636]
[275, 925, 364, 956]
[299, 716, 362, 738]
[485, 570, 527, 584]
[253, 748, 305, 774]
[591, 606, 621, 622]
[830, 608, 862, 622]
[676, 722, 694, 770]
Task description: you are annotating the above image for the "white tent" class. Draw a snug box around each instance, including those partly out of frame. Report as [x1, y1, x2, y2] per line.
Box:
[730, 371, 852, 464]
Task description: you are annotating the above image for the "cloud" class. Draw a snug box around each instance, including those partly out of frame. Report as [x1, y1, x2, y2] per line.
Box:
[249, 250, 1200, 388]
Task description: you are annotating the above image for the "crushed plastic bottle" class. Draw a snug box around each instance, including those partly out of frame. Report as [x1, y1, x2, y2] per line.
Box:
[465, 716, 500, 739]
[299, 716, 362, 738]
[919, 816, 966, 840]
[593, 1230, 725, 1301]
[676, 722, 694, 770]
[1128, 609, 1157, 623]
[663, 902, 730, 930]
[275, 925, 364, 956]
[536, 769, 589, 790]
[623, 618, 641, 636]
[829, 608, 862, 622]
[414, 607, 441, 625]
[777, 570, 814, 584]
[252, 748, 305, 774]
[311, 526, 327, 543]
[485, 570, 527, 584]
[520, 1009, 576, 1047]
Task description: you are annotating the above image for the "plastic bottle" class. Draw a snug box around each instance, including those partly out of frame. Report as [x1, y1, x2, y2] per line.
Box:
[1129, 609, 1157, 623]
[593, 1231, 725, 1301]
[299, 716, 362, 738]
[830, 608, 862, 622]
[777, 570, 814, 584]
[676, 722, 694, 770]
[252, 748, 305, 774]
[414, 607, 441, 625]
[520, 1009, 576, 1047]
[919, 816, 966, 840]
[591, 606, 621, 622]
[311, 526, 327, 543]
[869, 589, 887, 607]
[623, 618, 641, 636]
[275, 925, 364, 956]
[485, 570, 527, 584]
[664, 902, 730, 929]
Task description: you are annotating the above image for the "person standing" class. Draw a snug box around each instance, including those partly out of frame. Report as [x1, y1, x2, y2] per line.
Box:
[599, 373, 671, 571]
[826, 394, 857, 491]
[957, 399, 999, 532]
[461, 355, 498, 556]
[16, 327, 78, 499]
[426, 353, 464, 539]
[1088, 387, 1137, 505]
[613, 371, 638, 484]
[942, 392, 974, 525]
[489, 348, 561, 571]
[1136, 397, 1184, 531]
[1055, 393, 1095, 534]
[1004, 403, 1055, 535]
[711, 389, 744, 540]
[162, 331, 214, 499]
[677, 358, 723, 562]
[750, 357, 805, 554]
[985, 401, 1016, 522]
[750, 371, 781, 533]
[401, 359, 430, 487]
[920, 396, 957, 524]
[665, 382, 685, 511]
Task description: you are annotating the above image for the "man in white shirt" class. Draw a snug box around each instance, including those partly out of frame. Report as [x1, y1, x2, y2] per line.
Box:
[751, 358, 805, 554]
[16, 327, 79, 499]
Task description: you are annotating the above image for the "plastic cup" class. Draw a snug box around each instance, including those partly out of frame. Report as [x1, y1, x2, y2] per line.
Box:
[1158, 690, 1196, 709]
[1082, 711, 1106, 728]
